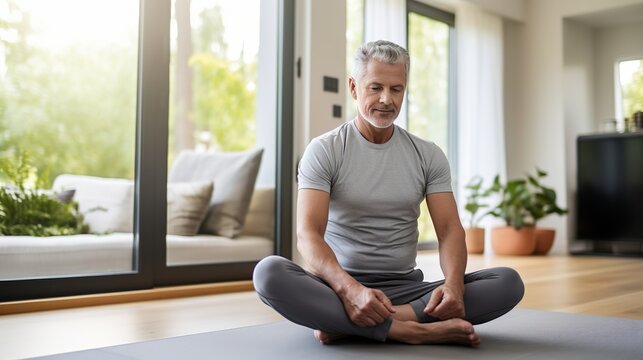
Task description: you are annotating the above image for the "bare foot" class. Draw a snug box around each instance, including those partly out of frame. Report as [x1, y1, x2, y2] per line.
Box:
[388, 318, 480, 347]
[314, 330, 348, 344]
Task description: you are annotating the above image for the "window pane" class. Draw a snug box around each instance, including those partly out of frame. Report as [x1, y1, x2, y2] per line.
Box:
[345, 0, 364, 122]
[619, 59, 643, 130]
[0, 0, 139, 279]
[407, 12, 451, 242]
[166, 0, 275, 266]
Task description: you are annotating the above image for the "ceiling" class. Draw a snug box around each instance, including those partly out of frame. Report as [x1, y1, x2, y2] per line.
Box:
[569, 2, 643, 28]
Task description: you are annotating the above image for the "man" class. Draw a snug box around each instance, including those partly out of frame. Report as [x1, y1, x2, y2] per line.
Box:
[253, 40, 524, 346]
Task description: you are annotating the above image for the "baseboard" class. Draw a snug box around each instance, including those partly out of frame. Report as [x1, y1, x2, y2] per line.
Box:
[0, 280, 255, 315]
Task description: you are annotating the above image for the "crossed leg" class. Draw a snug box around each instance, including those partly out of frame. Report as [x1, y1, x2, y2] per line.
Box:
[253, 256, 524, 346]
[315, 307, 480, 346]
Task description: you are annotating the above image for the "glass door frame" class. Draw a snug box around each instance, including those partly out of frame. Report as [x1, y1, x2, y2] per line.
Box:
[0, 0, 294, 301]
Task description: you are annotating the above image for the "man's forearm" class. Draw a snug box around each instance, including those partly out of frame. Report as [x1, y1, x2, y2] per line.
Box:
[439, 228, 467, 291]
[426, 193, 467, 291]
[297, 232, 360, 294]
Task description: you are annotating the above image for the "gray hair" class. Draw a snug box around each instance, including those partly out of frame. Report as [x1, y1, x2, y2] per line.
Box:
[351, 40, 410, 83]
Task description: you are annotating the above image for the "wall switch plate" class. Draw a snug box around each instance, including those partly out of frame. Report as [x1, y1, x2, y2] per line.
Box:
[333, 105, 342, 118]
[323, 76, 339, 93]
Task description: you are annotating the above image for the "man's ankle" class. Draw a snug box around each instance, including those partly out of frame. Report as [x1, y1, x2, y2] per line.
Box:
[392, 304, 418, 322]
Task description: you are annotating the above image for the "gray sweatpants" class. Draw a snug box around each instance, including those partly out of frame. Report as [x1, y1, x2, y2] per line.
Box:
[253, 255, 524, 342]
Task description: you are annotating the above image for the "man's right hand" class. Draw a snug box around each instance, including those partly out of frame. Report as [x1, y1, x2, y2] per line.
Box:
[339, 283, 396, 327]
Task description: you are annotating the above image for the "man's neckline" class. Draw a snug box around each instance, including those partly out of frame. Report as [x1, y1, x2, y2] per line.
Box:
[352, 117, 395, 144]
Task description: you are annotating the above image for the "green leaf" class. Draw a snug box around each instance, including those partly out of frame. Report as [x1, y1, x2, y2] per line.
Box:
[527, 175, 539, 187]
[465, 203, 478, 213]
[543, 188, 556, 201]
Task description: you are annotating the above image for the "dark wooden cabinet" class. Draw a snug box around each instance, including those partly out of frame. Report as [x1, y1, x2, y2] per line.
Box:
[575, 132, 643, 256]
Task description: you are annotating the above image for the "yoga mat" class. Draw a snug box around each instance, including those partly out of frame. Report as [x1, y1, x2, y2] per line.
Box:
[36, 309, 643, 359]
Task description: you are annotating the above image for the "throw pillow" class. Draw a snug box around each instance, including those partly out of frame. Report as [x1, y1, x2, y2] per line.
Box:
[168, 148, 263, 238]
[166, 181, 214, 236]
[52, 189, 76, 204]
[53, 175, 134, 234]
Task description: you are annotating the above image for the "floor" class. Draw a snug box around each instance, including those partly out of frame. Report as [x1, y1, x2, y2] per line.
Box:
[1, 253, 642, 360]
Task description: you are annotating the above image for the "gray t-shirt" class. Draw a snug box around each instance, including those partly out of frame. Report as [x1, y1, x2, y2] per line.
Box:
[298, 120, 452, 275]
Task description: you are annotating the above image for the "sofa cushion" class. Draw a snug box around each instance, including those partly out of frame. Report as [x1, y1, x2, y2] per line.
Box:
[168, 149, 263, 238]
[53, 175, 134, 234]
[167, 181, 214, 236]
[240, 187, 274, 240]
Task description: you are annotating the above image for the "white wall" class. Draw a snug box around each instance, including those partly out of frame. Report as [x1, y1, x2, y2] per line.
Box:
[466, 0, 525, 21]
[504, 0, 643, 254]
[292, 0, 347, 263]
[594, 22, 643, 128]
[562, 19, 595, 251]
[506, 0, 569, 255]
[296, 0, 348, 146]
[502, 18, 523, 181]
[421, 0, 525, 22]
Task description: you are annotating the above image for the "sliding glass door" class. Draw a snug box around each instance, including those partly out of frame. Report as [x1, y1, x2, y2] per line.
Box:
[0, 0, 140, 280]
[0, 0, 294, 300]
[165, 0, 276, 269]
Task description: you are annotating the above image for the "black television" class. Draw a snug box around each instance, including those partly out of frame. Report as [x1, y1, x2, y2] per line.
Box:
[576, 132, 643, 245]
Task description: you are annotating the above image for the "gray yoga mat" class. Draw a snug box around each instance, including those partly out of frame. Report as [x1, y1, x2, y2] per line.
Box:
[36, 309, 643, 360]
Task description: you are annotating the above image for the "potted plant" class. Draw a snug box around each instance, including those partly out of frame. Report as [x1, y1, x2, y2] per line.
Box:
[463, 176, 490, 254]
[486, 175, 538, 255]
[527, 169, 567, 255]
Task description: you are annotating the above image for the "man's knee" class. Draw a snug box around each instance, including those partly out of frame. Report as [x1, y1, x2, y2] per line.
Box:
[253, 255, 291, 298]
[495, 267, 525, 306]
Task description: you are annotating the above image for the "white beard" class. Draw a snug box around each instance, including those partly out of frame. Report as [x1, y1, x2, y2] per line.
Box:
[368, 119, 394, 128]
[362, 114, 396, 129]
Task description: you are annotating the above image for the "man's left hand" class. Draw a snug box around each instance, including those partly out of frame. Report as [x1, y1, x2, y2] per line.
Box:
[424, 284, 465, 320]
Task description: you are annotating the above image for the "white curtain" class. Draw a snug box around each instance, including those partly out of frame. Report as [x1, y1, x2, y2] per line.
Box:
[364, 0, 406, 45]
[456, 3, 506, 228]
[364, 0, 408, 128]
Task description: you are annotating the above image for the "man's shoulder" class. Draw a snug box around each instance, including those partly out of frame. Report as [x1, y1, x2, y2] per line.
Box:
[309, 121, 352, 149]
[298, 122, 353, 190]
[395, 125, 441, 153]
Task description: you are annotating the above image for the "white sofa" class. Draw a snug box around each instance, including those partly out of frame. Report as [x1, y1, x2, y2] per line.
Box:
[0, 185, 274, 279]
[1, 149, 276, 279]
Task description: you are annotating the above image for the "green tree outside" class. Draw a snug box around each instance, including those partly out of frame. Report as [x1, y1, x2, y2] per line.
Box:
[407, 13, 449, 152]
[169, 1, 257, 164]
[1, 1, 258, 190]
[407, 13, 450, 243]
[0, 2, 138, 186]
[622, 60, 643, 119]
[190, 53, 256, 152]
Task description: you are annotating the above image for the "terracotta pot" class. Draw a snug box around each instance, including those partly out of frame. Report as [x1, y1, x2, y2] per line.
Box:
[465, 227, 485, 254]
[491, 226, 536, 256]
[533, 228, 555, 255]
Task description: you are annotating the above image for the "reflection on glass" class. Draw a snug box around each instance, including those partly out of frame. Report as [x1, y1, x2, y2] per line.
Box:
[0, 0, 139, 279]
[166, 0, 275, 266]
[407, 12, 450, 243]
